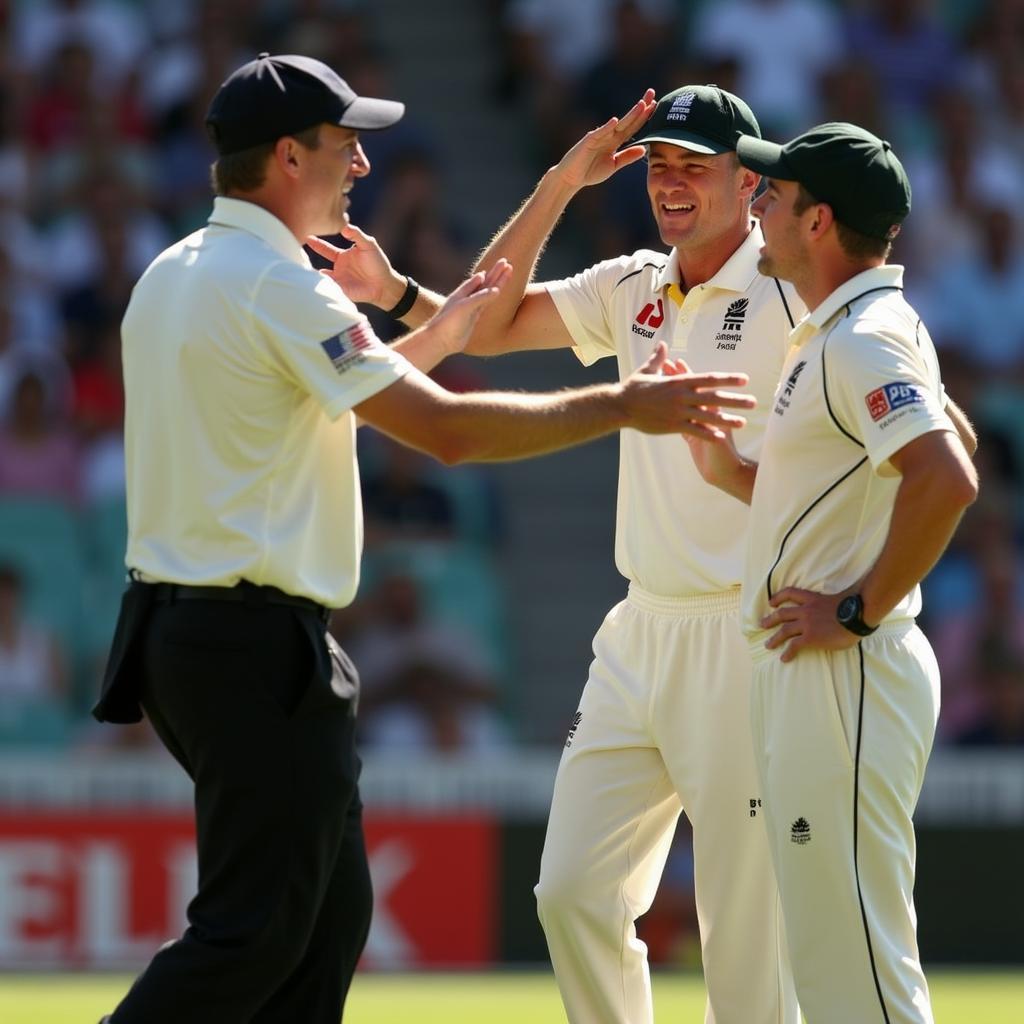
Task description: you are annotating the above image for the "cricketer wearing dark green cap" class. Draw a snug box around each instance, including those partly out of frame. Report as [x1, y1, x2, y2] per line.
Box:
[736, 121, 911, 243]
[690, 119, 980, 1024]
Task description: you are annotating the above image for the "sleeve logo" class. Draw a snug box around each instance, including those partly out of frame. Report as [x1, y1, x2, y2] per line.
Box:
[320, 321, 375, 373]
[865, 381, 923, 422]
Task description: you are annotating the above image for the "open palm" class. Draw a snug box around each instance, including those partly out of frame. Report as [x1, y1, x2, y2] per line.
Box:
[555, 89, 657, 191]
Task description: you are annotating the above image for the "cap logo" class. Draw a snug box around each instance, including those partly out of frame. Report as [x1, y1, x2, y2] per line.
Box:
[666, 92, 696, 123]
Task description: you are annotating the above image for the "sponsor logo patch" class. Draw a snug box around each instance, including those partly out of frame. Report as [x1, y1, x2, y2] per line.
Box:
[631, 298, 664, 339]
[865, 381, 923, 422]
[320, 321, 374, 373]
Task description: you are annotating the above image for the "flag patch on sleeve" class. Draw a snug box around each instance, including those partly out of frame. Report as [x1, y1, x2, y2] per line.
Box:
[320, 321, 375, 373]
[865, 381, 924, 422]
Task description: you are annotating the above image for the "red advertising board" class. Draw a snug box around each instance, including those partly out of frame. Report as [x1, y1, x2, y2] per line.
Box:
[0, 812, 496, 969]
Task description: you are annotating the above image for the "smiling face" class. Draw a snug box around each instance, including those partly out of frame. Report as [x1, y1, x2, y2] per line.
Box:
[299, 123, 371, 234]
[645, 143, 756, 253]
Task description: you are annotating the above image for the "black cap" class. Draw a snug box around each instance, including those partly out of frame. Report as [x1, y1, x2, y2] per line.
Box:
[631, 85, 760, 154]
[206, 53, 405, 156]
[737, 122, 911, 240]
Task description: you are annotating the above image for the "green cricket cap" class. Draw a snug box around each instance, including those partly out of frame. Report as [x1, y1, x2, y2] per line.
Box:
[736, 122, 911, 241]
[632, 84, 760, 154]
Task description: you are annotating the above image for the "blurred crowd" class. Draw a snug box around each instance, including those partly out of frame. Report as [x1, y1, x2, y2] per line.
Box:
[1, 0, 1023, 760]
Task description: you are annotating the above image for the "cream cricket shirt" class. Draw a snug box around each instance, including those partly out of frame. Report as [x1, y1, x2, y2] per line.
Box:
[741, 265, 956, 637]
[123, 197, 409, 608]
[546, 224, 803, 597]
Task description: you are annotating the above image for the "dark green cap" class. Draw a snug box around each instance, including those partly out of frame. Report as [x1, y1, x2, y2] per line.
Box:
[632, 84, 760, 154]
[736, 122, 911, 241]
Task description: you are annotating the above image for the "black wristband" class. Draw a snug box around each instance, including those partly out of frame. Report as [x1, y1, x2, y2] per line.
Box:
[384, 275, 419, 318]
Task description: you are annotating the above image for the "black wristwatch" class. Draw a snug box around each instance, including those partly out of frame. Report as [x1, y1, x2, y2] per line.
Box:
[836, 594, 877, 637]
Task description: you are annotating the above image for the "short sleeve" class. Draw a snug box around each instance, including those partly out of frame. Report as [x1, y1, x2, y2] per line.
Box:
[253, 261, 409, 419]
[545, 260, 623, 367]
[824, 324, 955, 475]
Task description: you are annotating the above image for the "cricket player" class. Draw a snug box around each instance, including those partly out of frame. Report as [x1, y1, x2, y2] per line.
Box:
[458, 86, 803, 1024]
[691, 122, 978, 1023]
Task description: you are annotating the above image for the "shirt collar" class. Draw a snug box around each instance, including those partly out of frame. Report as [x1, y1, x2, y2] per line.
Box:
[208, 196, 312, 267]
[806, 264, 905, 330]
[790, 264, 904, 348]
[653, 222, 764, 295]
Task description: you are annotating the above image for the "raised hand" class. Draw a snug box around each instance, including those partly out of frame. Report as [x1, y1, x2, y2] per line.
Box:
[306, 224, 399, 307]
[422, 260, 513, 357]
[554, 89, 657, 193]
[620, 341, 754, 439]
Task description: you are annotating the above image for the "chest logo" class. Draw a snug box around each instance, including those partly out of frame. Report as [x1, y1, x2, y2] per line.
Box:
[715, 298, 748, 350]
[632, 298, 664, 339]
[723, 298, 748, 330]
[774, 359, 807, 415]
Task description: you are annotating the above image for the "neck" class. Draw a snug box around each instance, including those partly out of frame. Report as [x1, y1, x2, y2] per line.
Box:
[226, 188, 310, 244]
[674, 220, 752, 290]
[797, 256, 884, 313]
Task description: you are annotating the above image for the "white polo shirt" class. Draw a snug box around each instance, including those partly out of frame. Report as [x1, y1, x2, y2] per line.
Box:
[122, 197, 409, 608]
[740, 265, 956, 637]
[546, 224, 803, 597]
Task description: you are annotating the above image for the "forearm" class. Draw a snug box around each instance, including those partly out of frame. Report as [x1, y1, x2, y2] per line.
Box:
[709, 458, 757, 504]
[375, 275, 444, 332]
[859, 464, 976, 624]
[466, 168, 577, 354]
[689, 440, 758, 503]
[431, 384, 627, 464]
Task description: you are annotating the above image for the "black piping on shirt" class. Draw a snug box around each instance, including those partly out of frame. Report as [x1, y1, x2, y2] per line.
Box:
[612, 262, 666, 293]
[765, 457, 869, 601]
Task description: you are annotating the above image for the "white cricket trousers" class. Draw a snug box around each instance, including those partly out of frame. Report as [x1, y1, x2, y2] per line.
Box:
[535, 586, 798, 1024]
[748, 620, 940, 1024]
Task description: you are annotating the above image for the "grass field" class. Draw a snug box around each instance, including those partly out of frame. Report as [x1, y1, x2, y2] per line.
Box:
[1, 969, 1022, 1023]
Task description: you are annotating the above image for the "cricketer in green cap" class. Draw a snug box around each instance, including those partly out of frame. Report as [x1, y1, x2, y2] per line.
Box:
[736, 122, 911, 242]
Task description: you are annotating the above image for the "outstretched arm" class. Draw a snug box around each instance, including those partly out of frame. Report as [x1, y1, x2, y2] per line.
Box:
[353, 276, 754, 462]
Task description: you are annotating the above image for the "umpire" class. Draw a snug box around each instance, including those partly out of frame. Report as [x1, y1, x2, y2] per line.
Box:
[94, 53, 753, 1024]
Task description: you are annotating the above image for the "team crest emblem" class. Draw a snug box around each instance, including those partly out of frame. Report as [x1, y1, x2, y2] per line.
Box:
[722, 298, 748, 331]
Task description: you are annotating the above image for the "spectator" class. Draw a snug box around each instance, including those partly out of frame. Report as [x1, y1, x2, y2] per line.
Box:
[689, 0, 842, 135]
[13, 0, 148, 91]
[844, 0, 959, 140]
[0, 562, 68, 742]
[955, 638, 1024, 746]
[0, 366, 79, 505]
[501, 0, 675, 165]
[361, 433, 459, 544]
[916, 205, 1024, 373]
[350, 568, 509, 752]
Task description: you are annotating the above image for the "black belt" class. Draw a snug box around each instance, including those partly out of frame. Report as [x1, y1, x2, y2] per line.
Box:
[145, 580, 330, 623]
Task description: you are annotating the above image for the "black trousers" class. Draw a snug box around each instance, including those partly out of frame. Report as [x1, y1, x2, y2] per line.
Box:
[108, 597, 372, 1024]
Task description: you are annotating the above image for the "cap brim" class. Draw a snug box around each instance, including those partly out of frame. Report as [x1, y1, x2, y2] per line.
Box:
[736, 135, 794, 179]
[338, 95, 405, 131]
[631, 130, 730, 155]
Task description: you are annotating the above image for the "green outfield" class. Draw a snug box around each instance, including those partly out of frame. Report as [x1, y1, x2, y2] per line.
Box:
[1, 969, 1021, 1023]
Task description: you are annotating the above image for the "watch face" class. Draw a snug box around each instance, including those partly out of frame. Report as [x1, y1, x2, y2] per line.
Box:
[837, 596, 859, 622]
